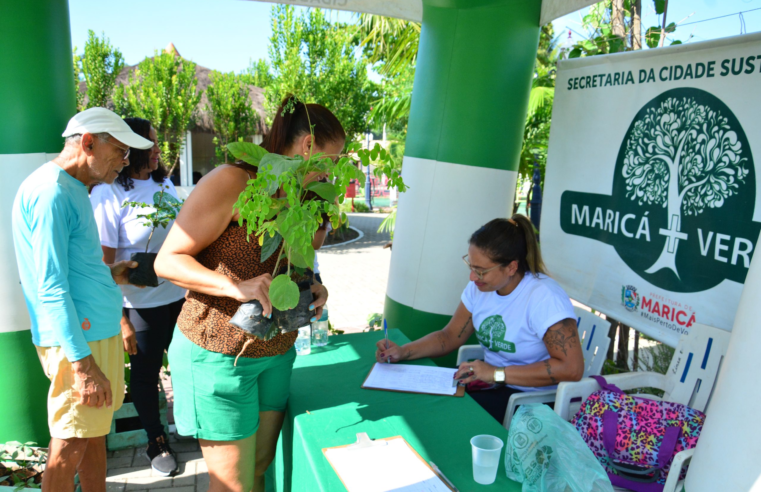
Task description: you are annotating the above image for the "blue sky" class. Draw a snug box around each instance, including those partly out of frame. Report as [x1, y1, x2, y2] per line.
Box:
[69, 0, 761, 74]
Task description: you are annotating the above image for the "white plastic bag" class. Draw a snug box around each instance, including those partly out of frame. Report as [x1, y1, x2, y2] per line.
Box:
[506, 404, 613, 492]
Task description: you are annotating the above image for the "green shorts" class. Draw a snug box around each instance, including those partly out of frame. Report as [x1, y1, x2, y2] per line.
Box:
[168, 326, 297, 441]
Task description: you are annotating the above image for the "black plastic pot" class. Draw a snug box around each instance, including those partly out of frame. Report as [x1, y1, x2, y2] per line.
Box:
[129, 252, 159, 287]
[272, 288, 315, 333]
[229, 299, 275, 339]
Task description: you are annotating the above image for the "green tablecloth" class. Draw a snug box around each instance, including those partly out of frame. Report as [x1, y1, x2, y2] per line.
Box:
[266, 329, 521, 492]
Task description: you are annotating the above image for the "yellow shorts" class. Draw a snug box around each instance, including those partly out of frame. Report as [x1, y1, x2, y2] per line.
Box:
[36, 333, 125, 439]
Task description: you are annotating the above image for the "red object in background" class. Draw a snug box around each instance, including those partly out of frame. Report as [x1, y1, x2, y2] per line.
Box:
[346, 180, 357, 198]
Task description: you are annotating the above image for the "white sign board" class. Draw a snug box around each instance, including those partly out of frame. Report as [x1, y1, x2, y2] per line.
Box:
[542, 33, 761, 346]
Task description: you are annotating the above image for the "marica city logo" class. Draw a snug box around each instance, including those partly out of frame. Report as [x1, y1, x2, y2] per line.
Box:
[622, 285, 640, 312]
[561, 88, 758, 293]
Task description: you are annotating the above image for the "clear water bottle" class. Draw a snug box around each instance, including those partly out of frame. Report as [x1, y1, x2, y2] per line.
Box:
[311, 306, 329, 347]
[295, 326, 311, 355]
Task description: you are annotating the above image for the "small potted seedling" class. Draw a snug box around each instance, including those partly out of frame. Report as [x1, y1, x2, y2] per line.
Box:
[123, 185, 183, 287]
[226, 126, 406, 339]
[0, 441, 46, 490]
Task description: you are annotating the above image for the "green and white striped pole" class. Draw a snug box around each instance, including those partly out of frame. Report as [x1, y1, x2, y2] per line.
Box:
[0, 0, 77, 443]
[384, 0, 542, 367]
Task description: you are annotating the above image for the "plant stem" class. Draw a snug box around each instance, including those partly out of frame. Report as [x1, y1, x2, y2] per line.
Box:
[145, 228, 156, 253]
[273, 249, 284, 277]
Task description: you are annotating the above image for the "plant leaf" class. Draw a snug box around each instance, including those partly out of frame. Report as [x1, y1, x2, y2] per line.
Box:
[269, 274, 300, 310]
[153, 192, 182, 209]
[260, 232, 283, 263]
[288, 244, 315, 270]
[259, 154, 303, 194]
[227, 142, 269, 166]
[305, 181, 338, 202]
[653, 0, 665, 15]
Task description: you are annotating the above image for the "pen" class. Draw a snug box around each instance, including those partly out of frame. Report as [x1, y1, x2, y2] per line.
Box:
[384, 319, 390, 363]
[429, 461, 459, 491]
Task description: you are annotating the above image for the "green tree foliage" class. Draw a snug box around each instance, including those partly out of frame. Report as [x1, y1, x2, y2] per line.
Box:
[113, 52, 201, 175]
[206, 71, 260, 163]
[358, 14, 420, 77]
[243, 59, 275, 88]
[358, 14, 419, 133]
[72, 47, 85, 112]
[79, 30, 124, 110]
[519, 24, 560, 183]
[265, 5, 375, 140]
[569, 0, 688, 58]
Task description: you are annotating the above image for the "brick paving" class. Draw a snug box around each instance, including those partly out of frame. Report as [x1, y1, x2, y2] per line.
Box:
[317, 212, 391, 333]
[105, 437, 205, 491]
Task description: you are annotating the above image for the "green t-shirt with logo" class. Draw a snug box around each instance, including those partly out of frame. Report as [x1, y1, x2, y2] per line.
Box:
[461, 273, 574, 392]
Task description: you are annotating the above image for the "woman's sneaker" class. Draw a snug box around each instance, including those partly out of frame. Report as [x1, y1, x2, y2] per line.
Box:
[145, 434, 179, 477]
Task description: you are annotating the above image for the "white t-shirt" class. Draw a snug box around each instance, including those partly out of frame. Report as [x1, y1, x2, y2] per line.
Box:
[90, 178, 186, 309]
[461, 273, 575, 392]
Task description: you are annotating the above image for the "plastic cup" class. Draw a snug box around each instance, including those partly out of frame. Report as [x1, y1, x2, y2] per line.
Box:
[470, 435, 504, 485]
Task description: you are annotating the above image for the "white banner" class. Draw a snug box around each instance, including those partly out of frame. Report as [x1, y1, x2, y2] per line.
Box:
[542, 33, 761, 346]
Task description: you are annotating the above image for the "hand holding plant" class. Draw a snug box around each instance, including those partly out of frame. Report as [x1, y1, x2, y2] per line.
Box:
[122, 184, 183, 287]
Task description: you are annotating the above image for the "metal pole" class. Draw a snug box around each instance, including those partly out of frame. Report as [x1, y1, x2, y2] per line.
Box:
[365, 128, 373, 211]
[529, 161, 542, 229]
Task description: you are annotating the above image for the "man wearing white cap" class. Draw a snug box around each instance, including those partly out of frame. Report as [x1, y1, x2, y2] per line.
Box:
[12, 107, 154, 492]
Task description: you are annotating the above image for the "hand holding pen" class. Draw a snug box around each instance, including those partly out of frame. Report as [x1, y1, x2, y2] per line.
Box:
[374, 338, 405, 363]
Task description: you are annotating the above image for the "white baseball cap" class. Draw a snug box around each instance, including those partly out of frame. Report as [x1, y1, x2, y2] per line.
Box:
[62, 107, 154, 150]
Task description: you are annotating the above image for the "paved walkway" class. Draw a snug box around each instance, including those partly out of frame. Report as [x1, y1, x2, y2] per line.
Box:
[317, 213, 392, 333]
[106, 437, 205, 491]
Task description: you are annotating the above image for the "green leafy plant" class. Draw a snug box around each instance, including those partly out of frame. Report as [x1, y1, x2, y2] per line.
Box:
[264, 5, 376, 140]
[377, 208, 397, 240]
[367, 313, 383, 331]
[0, 442, 46, 490]
[78, 30, 124, 110]
[206, 71, 260, 163]
[113, 51, 201, 177]
[123, 185, 183, 254]
[229, 116, 406, 311]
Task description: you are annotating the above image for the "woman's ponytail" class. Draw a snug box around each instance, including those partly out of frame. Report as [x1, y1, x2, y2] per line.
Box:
[510, 214, 547, 276]
[468, 214, 548, 277]
[261, 95, 346, 155]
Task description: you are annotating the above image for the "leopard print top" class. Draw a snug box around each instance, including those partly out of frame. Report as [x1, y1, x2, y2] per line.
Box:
[177, 167, 297, 358]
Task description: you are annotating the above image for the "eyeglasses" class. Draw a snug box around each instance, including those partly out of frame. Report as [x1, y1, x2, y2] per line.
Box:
[103, 139, 131, 161]
[462, 255, 502, 280]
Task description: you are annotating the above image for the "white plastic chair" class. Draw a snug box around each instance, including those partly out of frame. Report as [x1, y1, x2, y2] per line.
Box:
[553, 322, 730, 492]
[455, 306, 611, 429]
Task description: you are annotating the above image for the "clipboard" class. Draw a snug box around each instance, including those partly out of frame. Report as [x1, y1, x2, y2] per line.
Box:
[361, 364, 466, 397]
[322, 433, 457, 492]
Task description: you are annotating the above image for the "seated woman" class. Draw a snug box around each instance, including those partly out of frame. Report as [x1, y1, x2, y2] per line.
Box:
[376, 215, 584, 424]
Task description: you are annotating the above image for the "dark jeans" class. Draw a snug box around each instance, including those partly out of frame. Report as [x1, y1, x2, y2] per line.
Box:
[468, 385, 555, 425]
[126, 298, 185, 440]
[468, 385, 525, 423]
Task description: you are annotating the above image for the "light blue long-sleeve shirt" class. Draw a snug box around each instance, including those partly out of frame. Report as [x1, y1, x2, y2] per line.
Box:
[12, 162, 123, 361]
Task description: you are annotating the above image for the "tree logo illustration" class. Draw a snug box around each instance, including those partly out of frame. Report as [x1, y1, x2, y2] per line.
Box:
[621, 93, 749, 279]
[560, 88, 758, 293]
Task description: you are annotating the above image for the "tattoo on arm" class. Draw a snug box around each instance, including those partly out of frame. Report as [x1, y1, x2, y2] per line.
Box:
[457, 316, 473, 338]
[436, 331, 447, 352]
[544, 360, 558, 385]
[543, 318, 579, 357]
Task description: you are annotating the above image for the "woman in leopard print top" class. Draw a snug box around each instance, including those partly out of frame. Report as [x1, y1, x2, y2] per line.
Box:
[156, 96, 344, 492]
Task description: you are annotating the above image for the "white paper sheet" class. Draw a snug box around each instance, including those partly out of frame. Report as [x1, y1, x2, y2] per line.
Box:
[363, 363, 458, 396]
[324, 438, 451, 492]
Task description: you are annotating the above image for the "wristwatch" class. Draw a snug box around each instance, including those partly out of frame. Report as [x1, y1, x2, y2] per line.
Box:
[494, 367, 506, 383]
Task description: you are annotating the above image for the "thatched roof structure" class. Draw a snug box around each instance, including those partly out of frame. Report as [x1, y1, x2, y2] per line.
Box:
[79, 43, 269, 135]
